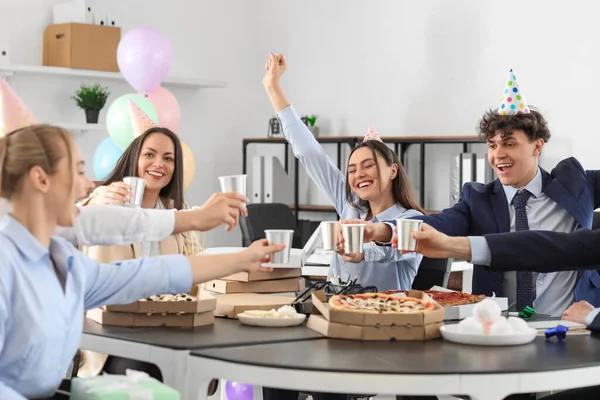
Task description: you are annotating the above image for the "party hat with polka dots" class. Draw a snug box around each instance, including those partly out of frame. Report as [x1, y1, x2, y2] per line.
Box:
[363, 124, 383, 142]
[129, 99, 158, 137]
[0, 78, 37, 137]
[498, 69, 530, 115]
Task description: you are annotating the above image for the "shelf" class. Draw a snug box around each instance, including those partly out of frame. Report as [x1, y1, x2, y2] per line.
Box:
[59, 122, 106, 134]
[0, 64, 227, 89]
[245, 135, 481, 145]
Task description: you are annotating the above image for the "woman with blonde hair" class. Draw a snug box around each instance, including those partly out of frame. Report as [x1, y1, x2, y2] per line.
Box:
[0, 124, 282, 399]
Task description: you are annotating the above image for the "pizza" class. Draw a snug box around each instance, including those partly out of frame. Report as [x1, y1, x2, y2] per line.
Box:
[328, 293, 434, 314]
[139, 293, 195, 302]
[383, 290, 485, 307]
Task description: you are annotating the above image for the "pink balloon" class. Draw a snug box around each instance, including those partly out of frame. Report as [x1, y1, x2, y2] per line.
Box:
[117, 27, 172, 94]
[145, 87, 181, 133]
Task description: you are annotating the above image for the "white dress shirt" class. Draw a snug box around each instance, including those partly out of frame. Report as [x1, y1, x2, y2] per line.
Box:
[1, 198, 176, 246]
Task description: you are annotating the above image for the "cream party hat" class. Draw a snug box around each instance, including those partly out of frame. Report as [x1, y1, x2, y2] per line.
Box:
[129, 99, 158, 137]
[498, 69, 530, 115]
[0, 78, 37, 136]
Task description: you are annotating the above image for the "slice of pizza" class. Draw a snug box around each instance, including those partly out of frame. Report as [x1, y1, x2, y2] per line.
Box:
[423, 290, 485, 306]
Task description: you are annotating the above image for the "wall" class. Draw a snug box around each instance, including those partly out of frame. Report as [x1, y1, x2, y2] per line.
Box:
[3, 0, 598, 245]
[1, 0, 263, 247]
[255, 0, 600, 212]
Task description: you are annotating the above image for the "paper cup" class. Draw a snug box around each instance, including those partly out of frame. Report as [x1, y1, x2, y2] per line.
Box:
[341, 224, 365, 254]
[123, 177, 145, 207]
[265, 229, 294, 264]
[396, 219, 423, 251]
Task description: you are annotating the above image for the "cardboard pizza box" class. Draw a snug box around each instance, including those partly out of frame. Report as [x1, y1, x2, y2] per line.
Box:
[209, 292, 296, 319]
[204, 277, 301, 294]
[428, 286, 508, 320]
[86, 308, 214, 328]
[105, 285, 217, 314]
[223, 268, 302, 282]
[306, 290, 444, 341]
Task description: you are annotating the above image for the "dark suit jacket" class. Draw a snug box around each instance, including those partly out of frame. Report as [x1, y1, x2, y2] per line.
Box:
[412, 157, 600, 305]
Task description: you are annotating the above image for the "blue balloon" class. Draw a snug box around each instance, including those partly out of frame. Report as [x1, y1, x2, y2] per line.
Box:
[93, 137, 124, 180]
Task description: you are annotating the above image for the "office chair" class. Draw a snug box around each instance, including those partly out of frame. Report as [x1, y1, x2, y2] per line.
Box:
[239, 203, 303, 248]
[411, 257, 453, 290]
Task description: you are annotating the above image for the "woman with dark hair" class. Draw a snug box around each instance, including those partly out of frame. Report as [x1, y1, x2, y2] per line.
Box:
[263, 53, 425, 292]
[78, 126, 201, 378]
[261, 53, 426, 400]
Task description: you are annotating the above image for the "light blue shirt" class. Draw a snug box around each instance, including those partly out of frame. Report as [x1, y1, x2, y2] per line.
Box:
[468, 168, 579, 316]
[278, 105, 423, 291]
[0, 215, 192, 399]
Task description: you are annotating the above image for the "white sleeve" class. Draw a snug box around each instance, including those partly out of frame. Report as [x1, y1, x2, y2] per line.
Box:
[54, 205, 176, 246]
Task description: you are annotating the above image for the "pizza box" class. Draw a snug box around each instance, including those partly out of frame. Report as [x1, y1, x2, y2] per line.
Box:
[204, 277, 301, 294]
[306, 290, 444, 341]
[86, 308, 214, 328]
[428, 286, 508, 321]
[223, 268, 301, 282]
[105, 285, 217, 314]
[209, 291, 296, 319]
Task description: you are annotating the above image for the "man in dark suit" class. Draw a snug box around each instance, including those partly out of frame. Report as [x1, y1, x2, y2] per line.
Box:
[389, 223, 600, 400]
[360, 97, 600, 316]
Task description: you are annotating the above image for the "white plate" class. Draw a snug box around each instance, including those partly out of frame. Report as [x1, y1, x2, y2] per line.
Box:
[440, 324, 537, 346]
[237, 313, 306, 327]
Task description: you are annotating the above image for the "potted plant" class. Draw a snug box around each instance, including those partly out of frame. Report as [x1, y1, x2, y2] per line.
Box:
[302, 114, 319, 136]
[72, 83, 110, 124]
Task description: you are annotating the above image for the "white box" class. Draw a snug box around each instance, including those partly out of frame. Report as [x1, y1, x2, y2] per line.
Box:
[428, 286, 508, 321]
[442, 297, 509, 321]
[53, 0, 94, 24]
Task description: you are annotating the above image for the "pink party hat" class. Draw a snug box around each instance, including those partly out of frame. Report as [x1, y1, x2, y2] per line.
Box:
[363, 125, 383, 142]
[0, 78, 37, 137]
[497, 69, 530, 115]
[129, 99, 158, 137]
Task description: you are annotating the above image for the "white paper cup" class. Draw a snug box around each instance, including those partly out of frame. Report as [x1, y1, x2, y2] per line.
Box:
[341, 224, 365, 254]
[396, 219, 423, 251]
[265, 229, 294, 264]
[218, 174, 247, 196]
[320, 221, 339, 251]
[123, 177, 145, 207]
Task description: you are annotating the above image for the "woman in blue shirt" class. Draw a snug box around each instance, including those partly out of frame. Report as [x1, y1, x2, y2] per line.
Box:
[0, 124, 283, 400]
[263, 53, 425, 292]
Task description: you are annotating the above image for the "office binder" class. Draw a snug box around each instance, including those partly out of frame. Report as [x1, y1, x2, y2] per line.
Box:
[250, 155, 264, 203]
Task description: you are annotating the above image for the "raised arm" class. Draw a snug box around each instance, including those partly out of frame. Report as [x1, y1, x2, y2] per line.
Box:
[56, 192, 248, 246]
[263, 54, 349, 214]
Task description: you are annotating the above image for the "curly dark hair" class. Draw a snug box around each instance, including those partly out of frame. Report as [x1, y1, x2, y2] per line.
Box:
[477, 107, 551, 143]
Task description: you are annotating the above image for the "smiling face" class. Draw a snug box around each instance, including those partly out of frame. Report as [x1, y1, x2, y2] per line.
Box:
[347, 146, 397, 202]
[487, 130, 543, 188]
[136, 133, 176, 193]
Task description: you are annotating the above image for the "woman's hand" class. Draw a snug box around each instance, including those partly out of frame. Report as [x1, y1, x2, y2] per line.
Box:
[263, 53, 287, 90]
[238, 239, 286, 272]
[87, 182, 131, 206]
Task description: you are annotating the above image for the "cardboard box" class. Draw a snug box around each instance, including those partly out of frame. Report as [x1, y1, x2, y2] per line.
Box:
[106, 287, 216, 314]
[427, 286, 508, 320]
[52, 0, 94, 24]
[223, 268, 301, 282]
[43, 23, 120, 72]
[205, 277, 301, 294]
[210, 292, 296, 318]
[306, 290, 444, 341]
[87, 308, 215, 328]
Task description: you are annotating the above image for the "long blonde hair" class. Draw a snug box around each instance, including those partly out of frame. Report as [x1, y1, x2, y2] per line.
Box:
[0, 124, 76, 220]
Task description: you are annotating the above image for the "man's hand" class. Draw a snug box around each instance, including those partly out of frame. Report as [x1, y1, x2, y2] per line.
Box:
[191, 192, 248, 232]
[562, 301, 595, 325]
[393, 223, 472, 261]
